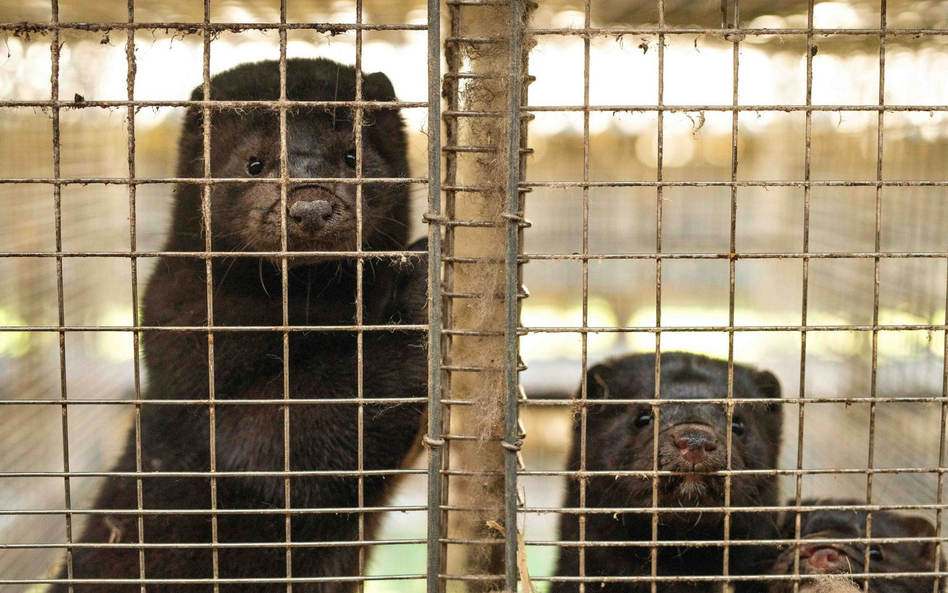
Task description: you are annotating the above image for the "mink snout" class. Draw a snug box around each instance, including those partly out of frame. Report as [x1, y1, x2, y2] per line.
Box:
[288, 193, 334, 232]
[666, 423, 723, 470]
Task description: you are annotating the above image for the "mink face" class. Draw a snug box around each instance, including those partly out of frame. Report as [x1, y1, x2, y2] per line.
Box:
[584, 352, 782, 523]
[173, 59, 410, 256]
[552, 352, 784, 593]
[767, 500, 943, 593]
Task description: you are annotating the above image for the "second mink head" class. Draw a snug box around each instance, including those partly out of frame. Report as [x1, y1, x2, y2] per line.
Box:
[581, 352, 784, 528]
[170, 58, 410, 257]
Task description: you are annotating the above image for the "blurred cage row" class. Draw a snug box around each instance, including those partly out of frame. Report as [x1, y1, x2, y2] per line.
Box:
[2, 0, 948, 590]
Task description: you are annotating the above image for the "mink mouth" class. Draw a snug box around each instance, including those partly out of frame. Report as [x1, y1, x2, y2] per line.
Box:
[665, 473, 724, 506]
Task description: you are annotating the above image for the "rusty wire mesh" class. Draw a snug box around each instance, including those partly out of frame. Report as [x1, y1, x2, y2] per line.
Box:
[518, 0, 948, 592]
[2, 0, 948, 592]
[1, 0, 438, 590]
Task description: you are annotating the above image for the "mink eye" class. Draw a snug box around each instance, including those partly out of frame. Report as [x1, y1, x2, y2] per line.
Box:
[634, 412, 654, 429]
[868, 547, 884, 562]
[246, 157, 264, 176]
[344, 148, 357, 169]
[731, 420, 745, 436]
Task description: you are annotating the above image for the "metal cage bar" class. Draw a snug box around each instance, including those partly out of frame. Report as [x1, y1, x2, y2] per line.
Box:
[503, 0, 525, 589]
[48, 2, 75, 592]
[790, 1, 817, 590]
[424, 0, 444, 591]
[578, 0, 592, 591]
[650, 3, 666, 589]
[861, 3, 888, 588]
[200, 1, 220, 591]
[123, 1, 147, 591]
[1, 0, 441, 588]
[720, 0, 741, 586]
[277, 0, 293, 589]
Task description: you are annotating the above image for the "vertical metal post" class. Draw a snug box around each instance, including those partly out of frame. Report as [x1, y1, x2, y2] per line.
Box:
[792, 2, 817, 592]
[722, 1, 742, 589]
[200, 2, 220, 591]
[864, 3, 888, 590]
[504, 1, 524, 590]
[578, 1, 591, 591]
[425, 0, 444, 591]
[353, 3, 367, 591]
[277, 1, 293, 589]
[124, 2, 147, 591]
[651, 3, 667, 591]
[50, 1, 74, 591]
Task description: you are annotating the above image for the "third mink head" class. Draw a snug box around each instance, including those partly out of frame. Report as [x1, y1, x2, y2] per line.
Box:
[170, 58, 410, 257]
[580, 352, 783, 528]
[767, 500, 944, 593]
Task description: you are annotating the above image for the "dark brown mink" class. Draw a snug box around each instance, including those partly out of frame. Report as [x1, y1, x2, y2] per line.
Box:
[53, 58, 428, 592]
[765, 499, 945, 593]
[551, 352, 784, 593]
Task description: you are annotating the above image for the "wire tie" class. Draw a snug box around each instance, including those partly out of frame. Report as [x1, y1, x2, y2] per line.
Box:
[500, 212, 532, 227]
[502, 439, 523, 452]
[422, 212, 449, 224]
[423, 435, 445, 448]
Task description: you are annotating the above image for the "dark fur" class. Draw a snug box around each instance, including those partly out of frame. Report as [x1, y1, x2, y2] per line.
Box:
[54, 59, 427, 592]
[766, 499, 945, 593]
[552, 352, 784, 593]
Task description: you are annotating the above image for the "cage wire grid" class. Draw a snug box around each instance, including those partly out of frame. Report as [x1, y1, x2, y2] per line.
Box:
[2, 0, 439, 590]
[518, 0, 948, 592]
[2, 0, 948, 592]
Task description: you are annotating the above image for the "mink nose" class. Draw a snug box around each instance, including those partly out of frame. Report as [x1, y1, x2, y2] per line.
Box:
[802, 546, 844, 573]
[288, 200, 333, 231]
[671, 425, 718, 466]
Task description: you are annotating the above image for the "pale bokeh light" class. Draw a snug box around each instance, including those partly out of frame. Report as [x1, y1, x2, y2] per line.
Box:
[4, 2, 948, 137]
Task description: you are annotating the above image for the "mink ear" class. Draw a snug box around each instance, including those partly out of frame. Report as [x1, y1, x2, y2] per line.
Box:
[584, 364, 615, 400]
[778, 498, 821, 537]
[901, 515, 937, 559]
[776, 499, 798, 536]
[755, 370, 781, 399]
[185, 83, 205, 123]
[359, 71, 405, 166]
[362, 71, 397, 102]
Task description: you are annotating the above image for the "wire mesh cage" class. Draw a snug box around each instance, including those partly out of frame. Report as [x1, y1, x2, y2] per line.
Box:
[2, 0, 948, 592]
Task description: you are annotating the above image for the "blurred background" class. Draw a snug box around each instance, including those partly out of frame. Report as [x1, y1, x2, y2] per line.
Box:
[2, 0, 948, 591]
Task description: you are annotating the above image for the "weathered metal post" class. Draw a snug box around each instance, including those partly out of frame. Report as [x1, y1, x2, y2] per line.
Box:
[438, 0, 531, 590]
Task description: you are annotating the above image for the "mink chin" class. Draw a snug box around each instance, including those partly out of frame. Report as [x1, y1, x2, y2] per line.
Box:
[766, 500, 945, 593]
[552, 352, 784, 593]
[53, 58, 428, 592]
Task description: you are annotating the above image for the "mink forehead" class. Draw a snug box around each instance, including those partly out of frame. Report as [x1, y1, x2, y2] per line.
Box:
[803, 512, 863, 536]
[811, 510, 917, 537]
[660, 379, 730, 400]
[217, 110, 357, 140]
